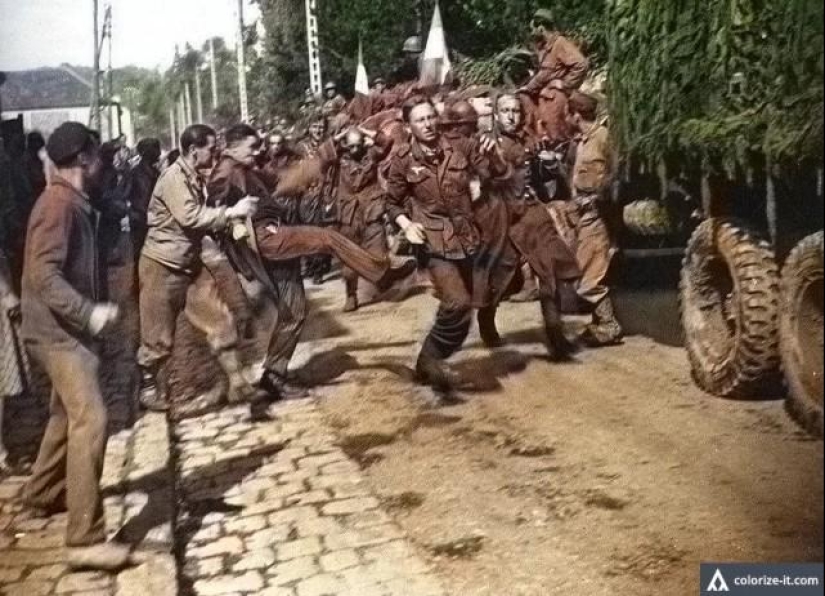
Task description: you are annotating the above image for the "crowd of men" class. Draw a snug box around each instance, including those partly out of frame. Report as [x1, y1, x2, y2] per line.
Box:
[0, 8, 619, 573]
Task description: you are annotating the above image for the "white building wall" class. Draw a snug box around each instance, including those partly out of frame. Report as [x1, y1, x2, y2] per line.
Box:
[1, 105, 135, 145]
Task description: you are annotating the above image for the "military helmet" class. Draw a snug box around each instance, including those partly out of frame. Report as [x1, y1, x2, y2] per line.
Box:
[403, 35, 423, 54]
[324, 81, 337, 91]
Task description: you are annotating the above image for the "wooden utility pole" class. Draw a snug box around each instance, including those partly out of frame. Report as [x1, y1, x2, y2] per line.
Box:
[184, 81, 194, 126]
[90, 0, 101, 130]
[236, 0, 249, 122]
[209, 37, 219, 111]
[169, 107, 177, 148]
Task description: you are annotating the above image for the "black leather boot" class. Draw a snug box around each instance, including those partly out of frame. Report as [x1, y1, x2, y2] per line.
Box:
[259, 370, 310, 401]
[540, 296, 576, 361]
[477, 306, 504, 348]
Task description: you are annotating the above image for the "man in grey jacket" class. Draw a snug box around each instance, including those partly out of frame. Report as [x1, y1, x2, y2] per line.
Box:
[137, 124, 258, 412]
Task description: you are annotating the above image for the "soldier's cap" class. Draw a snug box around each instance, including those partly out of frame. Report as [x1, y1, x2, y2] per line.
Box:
[532, 9, 556, 28]
[442, 100, 479, 126]
[46, 121, 97, 167]
[325, 81, 337, 90]
[568, 91, 599, 117]
[372, 77, 386, 85]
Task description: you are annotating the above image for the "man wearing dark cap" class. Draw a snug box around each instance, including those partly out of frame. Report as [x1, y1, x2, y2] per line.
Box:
[519, 9, 589, 143]
[567, 91, 622, 346]
[21, 122, 136, 570]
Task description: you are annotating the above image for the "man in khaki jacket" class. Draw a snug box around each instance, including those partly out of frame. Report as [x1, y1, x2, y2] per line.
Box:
[568, 92, 623, 346]
[137, 124, 258, 412]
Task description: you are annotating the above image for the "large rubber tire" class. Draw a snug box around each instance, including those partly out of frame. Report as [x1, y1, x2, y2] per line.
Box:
[781, 231, 824, 437]
[680, 218, 781, 398]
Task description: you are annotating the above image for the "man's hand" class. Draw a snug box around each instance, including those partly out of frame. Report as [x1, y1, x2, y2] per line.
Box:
[396, 215, 426, 245]
[549, 79, 565, 91]
[88, 303, 120, 336]
[479, 134, 501, 156]
[1, 293, 20, 319]
[227, 196, 259, 220]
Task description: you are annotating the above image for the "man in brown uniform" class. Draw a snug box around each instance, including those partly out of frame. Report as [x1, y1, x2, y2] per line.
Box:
[137, 124, 259, 412]
[567, 92, 622, 346]
[208, 124, 415, 401]
[479, 93, 580, 358]
[126, 137, 162, 260]
[519, 9, 589, 143]
[315, 127, 394, 312]
[21, 122, 135, 570]
[386, 96, 510, 391]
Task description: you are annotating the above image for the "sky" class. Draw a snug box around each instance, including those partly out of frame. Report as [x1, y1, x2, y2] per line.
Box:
[0, 0, 261, 72]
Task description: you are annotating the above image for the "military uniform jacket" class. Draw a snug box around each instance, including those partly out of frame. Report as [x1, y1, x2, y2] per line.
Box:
[523, 33, 589, 98]
[386, 137, 511, 260]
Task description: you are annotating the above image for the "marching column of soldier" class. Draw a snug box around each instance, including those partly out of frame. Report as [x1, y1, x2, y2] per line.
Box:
[0, 9, 621, 572]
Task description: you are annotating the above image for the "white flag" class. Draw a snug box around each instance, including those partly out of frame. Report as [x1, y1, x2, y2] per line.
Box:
[420, 0, 452, 87]
[355, 38, 370, 96]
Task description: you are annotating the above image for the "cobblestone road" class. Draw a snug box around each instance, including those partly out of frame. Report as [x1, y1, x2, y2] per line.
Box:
[173, 396, 447, 596]
[2, 259, 448, 595]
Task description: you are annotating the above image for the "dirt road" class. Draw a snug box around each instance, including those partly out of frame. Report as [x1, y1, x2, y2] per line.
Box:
[281, 278, 824, 596]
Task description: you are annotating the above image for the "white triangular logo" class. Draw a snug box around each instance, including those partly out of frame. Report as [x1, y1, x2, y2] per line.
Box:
[707, 568, 730, 592]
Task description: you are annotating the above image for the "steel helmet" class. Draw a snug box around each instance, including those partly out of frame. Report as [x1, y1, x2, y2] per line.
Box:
[403, 35, 423, 54]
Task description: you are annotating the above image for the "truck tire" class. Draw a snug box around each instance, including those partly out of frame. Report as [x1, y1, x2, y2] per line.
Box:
[781, 231, 824, 437]
[680, 218, 781, 398]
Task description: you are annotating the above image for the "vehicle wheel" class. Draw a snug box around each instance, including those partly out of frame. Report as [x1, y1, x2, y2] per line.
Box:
[680, 218, 781, 397]
[781, 231, 824, 437]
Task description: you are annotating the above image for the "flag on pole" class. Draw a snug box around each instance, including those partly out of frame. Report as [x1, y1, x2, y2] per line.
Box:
[355, 38, 370, 96]
[419, 0, 452, 88]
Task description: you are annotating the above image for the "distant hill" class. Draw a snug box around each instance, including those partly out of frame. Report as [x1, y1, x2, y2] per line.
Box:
[1, 64, 158, 111]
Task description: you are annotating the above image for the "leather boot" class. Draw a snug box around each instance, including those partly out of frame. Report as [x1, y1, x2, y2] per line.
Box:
[477, 306, 504, 348]
[66, 542, 137, 572]
[580, 296, 624, 347]
[540, 296, 576, 361]
[215, 350, 257, 404]
[259, 370, 310, 401]
[138, 364, 168, 412]
[375, 258, 417, 292]
[415, 350, 458, 392]
[343, 278, 359, 312]
[510, 263, 540, 302]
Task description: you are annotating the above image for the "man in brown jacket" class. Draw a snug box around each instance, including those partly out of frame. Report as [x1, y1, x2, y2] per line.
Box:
[208, 124, 415, 402]
[20, 122, 135, 570]
[479, 93, 581, 358]
[315, 126, 394, 312]
[386, 96, 510, 391]
[519, 9, 589, 143]
[567, 92, 622, 346]
[137, 124, 259, 412]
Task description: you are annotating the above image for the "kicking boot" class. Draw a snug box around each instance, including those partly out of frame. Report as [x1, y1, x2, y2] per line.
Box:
[540, 297, 576, 361]
[138, 365, 168, 412]
[375, 258, 417, 292]
[343, 295, 359, 313]
[478, 307, 504, 348]
[414, 351, 458, 392]
[580, 296, 624, 347]
[66, 542, 136, 572]
[259, 370, 310, 402]
[216, 350, 257, 404]
[510, 264, 540, 303]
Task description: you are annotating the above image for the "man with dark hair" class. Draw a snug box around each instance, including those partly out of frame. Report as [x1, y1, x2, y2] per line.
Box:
[24, 131, 47, 201]
[208, 125, 415, 402]
[296, 114, 334, 283]
[137, 123, 259, 413]
[20, 122, 136, 570]
[386, 96, 511, 391]
[519, 9, 589, 143]
[127, 137, 162, 259]
[567, 91, 622, 346]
